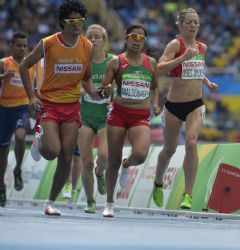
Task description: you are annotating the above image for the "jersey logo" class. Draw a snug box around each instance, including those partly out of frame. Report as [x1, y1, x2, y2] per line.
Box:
[54, 64, 83, 74]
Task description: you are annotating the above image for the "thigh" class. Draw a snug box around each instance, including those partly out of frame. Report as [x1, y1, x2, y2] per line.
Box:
[0, 106, 26, 147]
[107, 124, 126, 163]
[185, 105, 204, 140]
[97, 127, 108, 158]
[40, 121, 61, 152]
[0, 107, 14, 146]
[78, 125, 95, 162]
[15, 106, 29, 130]
[128, 125, 151, 155]
[163, 108, 183, 150]
[60, 121, 79, 155]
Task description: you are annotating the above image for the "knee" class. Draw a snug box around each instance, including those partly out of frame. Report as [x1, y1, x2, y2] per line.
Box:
[133, 151, 148, 165]
[82, 158, 94, 171]
[41, 148, 60, 161]
[0, 147, 9, 157]
[185, 138, 197, 152]
[97, 153, 108, 165]
[162, 148, 176, 158]
[15, 134, 25, 144]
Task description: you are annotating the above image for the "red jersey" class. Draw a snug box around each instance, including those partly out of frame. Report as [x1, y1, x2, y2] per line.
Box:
[169, 37, 205, 79]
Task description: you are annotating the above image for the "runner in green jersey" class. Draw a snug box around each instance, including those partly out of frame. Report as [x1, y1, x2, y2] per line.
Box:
[101, 23, 160, 217]
[79, 24, 115, 213]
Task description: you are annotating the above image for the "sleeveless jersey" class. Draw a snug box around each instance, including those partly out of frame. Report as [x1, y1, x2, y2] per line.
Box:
[81, 53, 114, 116]
[39, 33, 92, 103]
[169, 37, 205, 79]
[0, 56, 35, 107]
[115, 53, 153, 100]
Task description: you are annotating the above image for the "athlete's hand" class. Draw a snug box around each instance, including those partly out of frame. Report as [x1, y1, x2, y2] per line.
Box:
[100, 84, 112, 98]
[153, 104, 161, 116]
[206, 81, 218, 92]
[29, 96, 43, 111]
[183, 47, 198, 60]
[88, 90, 102, 100]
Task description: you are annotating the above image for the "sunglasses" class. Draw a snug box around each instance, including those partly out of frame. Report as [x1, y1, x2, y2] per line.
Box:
[127, 33, 146, 42]
[64, 17, 85, 25]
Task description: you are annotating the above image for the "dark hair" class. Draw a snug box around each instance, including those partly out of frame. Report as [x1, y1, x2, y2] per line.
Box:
[10, 32, 27, 44]
[145, 46, 160, 61]
[58, 0, 87, 29]
[125, 23, 147, 37]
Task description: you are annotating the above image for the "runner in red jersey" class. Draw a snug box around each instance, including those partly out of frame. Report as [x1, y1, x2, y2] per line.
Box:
[101, 23, 160, 217]
[152, 8, 218, 210]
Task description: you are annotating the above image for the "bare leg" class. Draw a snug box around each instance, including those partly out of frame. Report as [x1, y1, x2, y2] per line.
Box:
[48, 121, 79, 201]
[183, 106, 203, 195]
[0, 147, 9, 189]
[14, 128, 26, 173]
[95, 127, 108, 175]
[123, 125, 151, 168]
[78, 126, 95, 202]
[71, 154, 82, 191]
[39, 121, 61, 161]
[106, 125, 126, 203]
[155, 109, 182, 185]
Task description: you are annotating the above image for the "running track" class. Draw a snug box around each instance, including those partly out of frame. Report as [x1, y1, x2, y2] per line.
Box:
[1, 201, 240, 250]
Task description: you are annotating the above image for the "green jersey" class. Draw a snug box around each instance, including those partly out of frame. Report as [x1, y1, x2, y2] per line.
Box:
[81, 53, 114, 116]
[115, 53, 153, 100]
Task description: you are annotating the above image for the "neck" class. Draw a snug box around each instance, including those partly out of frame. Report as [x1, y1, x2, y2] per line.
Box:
[60, 31, 79, 47]
[125, 49, 142, 59]
[93, 49, 106, 63]
[181, 35, 196, 45]
[12, 55, 23, 64]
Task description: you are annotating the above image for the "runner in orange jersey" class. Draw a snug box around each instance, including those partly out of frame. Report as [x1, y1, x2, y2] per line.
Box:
[19, 0, 103, 216]
[0, 32, 35, 207]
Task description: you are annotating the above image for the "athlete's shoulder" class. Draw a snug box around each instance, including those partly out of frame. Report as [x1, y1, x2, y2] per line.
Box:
[2, 56, 11, 61]
[79, 35, 92, 46]
[42, 33, 57, 42]
[170, 37, 181, 47]
[106, 53, 116, 61]
[197, 41, 207, 52]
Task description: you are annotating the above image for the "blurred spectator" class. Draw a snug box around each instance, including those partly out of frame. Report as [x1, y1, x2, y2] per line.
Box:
[1, 0, 240, 142]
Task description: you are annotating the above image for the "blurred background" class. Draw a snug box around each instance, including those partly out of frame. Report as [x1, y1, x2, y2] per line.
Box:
[1, 0, 240, 144]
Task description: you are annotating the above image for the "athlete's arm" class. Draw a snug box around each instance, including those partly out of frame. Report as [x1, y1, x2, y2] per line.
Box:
[203, 75, 218, 92]
[100, 57, 119, 97]
[149, 57, 160, 116]
[82, 45, 101, 99]
[201, 44, 218, 92]
[19, 41, 44, 108]
[157, 39, 198, 76]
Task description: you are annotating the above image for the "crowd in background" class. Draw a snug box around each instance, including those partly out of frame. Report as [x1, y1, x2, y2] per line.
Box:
[0, 0, 240, 142]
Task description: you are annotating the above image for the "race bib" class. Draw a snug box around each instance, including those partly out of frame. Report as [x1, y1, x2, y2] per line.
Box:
[182, 57, 205, 80]
[121, 79, 150, 100]
[10, 75, 23, 87]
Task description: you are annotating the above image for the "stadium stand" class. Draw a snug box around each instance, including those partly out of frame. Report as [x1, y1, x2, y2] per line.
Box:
[0, 0, 240, 142]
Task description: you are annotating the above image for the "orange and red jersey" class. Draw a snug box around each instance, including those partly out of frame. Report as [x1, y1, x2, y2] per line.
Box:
[0, 56, 35, 107]
[38, 33, 92, 103]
